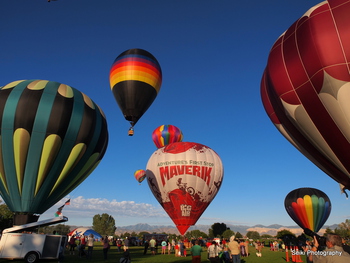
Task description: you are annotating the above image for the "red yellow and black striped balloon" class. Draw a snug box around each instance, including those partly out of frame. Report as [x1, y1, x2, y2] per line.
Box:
[109, 49, 162, 129]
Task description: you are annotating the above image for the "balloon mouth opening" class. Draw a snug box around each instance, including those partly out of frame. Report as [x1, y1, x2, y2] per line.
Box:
[13, 213, 40, 226]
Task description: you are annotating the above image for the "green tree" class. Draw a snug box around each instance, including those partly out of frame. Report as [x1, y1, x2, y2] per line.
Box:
[261, 234, 273, 239]
[0, 201, 13, 230]
[337, 219, 350, 238]
[275, 229, 296, 239]
[222, 229, 235, 239]
[92, 213, 116, 236]
[246, 231, 260, 240]
[208, 228, 214, 238]
[186, 230, 208, 239]
[325, 227, 334, 235]
[235, 232, 243, 239]
[38, 224, 70, 235]
[210, 222, 228, 237]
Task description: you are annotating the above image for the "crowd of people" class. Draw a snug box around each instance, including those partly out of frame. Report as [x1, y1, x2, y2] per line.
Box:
[140, 235, 251, 263]
[63, 232, 350, 263]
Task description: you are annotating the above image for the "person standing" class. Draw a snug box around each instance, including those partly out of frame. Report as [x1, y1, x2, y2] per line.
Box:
[86, 234, 94, 260]
[117, 239, 122, 252]
[143, 239, 149, 255]
[149, 236, 156, 255]
[68, 235, 76, 255]
[190, 240, 203, 263]
[179, 240, 185, 257]
[228, 235, 240, 263]
[208, 241, 221, 263]
[161, 240, 167, 254]
[124, 237, 130, 250]
[79, 235, 87, 258]
[168, 239, 172, 254]
[175, 242, 180, 257]
[102, 236, 110, 260]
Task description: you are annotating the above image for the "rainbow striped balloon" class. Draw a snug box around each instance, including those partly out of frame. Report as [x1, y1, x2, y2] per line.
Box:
[109, 49, 162, 126]
[134, 169, 146, 184]
[152, 125, 183, 148]
[284, 188, 331, 232]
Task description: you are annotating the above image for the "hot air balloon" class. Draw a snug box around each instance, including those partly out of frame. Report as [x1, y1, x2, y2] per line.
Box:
[109, 48, 162, 136]
[0, 80, 108, 225]
[134, 169, 146, 184]
[152, 125, 183, 148]
[146, 142, 224, 235]
[284, 188, 331, 233]
[261, 0, 350, 192]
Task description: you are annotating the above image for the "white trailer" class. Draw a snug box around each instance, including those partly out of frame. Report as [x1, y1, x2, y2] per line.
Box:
[0, 216, 68, 263]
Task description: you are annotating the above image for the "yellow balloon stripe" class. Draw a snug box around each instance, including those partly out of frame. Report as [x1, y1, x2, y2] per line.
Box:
[49, 143, 86, 196]
[57, 84, 74, 98]
[1, 80, 25, 90]
[63, 153, 100, 193]
[35, 135, 62, 196]
[0, 137, 9, 194]
[27, 80, 49, 90]
[304, 195, 314, 231]
[110, 69, 161, 92]
[13, 128, 30, 195]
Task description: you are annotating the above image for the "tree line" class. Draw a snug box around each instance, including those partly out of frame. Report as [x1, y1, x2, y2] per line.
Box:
[1, 202, 349, 240]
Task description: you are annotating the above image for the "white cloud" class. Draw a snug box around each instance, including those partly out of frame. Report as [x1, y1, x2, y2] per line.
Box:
[39, 196, 168, 226]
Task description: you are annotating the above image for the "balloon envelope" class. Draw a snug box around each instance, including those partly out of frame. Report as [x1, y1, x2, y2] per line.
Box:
[0, 80, 108, 217]
[68, 227, 102, 239]
[152, 125, 183, 148]
[109, 48, 162, 126]
[261, 0, 350, 190]
[146, 142, 224, 235]
[134, 169, 146, 183]
[284, 188, 331, 233]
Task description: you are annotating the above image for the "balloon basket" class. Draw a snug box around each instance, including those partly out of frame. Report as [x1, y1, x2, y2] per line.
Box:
[13, 214, 40, 226]
[128, 128, 134, 136]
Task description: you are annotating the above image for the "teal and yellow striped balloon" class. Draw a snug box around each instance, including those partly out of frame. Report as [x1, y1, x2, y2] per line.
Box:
[0, 80, 108, 220]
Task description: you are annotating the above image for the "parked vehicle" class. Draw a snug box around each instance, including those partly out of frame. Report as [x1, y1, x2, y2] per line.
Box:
[0, 216, 68, 263]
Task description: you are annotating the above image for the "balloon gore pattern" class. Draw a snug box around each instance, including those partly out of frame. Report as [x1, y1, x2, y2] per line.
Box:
[0, 80, 108, 219]
[261, 0, 350, 190]
[152, 125, 183, 148]
[146, 142, 224, 235]
[284, 188, 331, 233]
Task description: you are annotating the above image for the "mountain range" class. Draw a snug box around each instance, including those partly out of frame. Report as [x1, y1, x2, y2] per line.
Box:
[109, 223, 338, 236]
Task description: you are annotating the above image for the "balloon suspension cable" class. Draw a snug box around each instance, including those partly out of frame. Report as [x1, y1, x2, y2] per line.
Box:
[128, 122, 135, 136]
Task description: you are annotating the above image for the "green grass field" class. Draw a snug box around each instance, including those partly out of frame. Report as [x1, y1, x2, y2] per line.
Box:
[0, 244, 307, 263]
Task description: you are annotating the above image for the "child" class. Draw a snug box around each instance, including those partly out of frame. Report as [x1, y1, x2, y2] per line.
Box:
[175, 244, 180, 257]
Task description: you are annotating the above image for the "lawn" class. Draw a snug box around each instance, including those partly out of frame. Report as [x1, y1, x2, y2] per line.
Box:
[0, 244, 307, 263]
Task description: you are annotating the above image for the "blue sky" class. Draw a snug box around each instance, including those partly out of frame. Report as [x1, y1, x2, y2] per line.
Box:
[1, 0, 349, 231]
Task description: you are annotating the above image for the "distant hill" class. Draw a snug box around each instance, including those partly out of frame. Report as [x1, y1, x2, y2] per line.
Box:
[110, 223, 338, 236]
